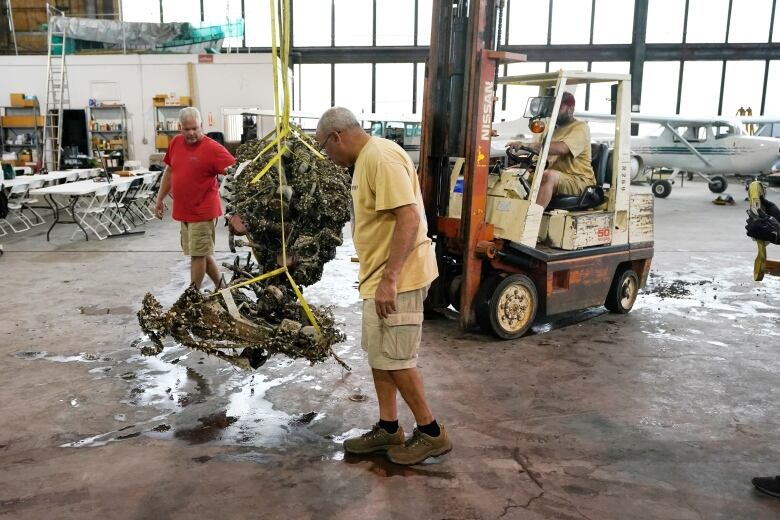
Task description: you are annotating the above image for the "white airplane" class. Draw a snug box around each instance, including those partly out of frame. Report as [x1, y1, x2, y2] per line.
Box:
[579, 112, 780, 198]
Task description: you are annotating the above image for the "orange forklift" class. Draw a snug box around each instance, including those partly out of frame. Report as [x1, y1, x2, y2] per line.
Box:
[418, 0, 654, 339]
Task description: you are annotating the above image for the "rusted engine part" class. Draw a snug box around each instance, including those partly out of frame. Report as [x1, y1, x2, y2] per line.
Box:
[137, 132, 353, 371]
[138, 284, 349, 370]
[223, 135, 352, 286]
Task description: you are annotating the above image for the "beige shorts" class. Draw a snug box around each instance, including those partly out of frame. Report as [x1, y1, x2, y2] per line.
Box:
[180, 219, 216, 257]
[362, 286, 428, 371]
[554, 172, 592, 196]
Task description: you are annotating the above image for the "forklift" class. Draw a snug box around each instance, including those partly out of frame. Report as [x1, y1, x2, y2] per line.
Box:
[419, 0, 654, 339]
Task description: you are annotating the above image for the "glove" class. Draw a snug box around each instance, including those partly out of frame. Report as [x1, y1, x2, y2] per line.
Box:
[746, 209, 780, 244]
[761, 196, 780, 220]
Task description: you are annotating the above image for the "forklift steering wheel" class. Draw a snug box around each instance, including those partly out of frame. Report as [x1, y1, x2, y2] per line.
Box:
[506, 145, 537, 164]
[515, 145, 538, 156]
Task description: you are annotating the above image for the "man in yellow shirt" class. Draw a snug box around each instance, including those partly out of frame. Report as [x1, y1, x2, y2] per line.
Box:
[316, 107, 452, 465]
[510, 92, 595, 207]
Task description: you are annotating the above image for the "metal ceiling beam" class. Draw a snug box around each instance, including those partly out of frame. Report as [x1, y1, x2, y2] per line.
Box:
[280, 41, 780, 64]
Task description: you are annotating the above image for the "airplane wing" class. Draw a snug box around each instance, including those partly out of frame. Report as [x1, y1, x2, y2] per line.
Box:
[576, 111, 742, 127]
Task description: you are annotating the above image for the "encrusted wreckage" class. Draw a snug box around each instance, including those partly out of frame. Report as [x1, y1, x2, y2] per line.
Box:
[138, 131, 353, 370]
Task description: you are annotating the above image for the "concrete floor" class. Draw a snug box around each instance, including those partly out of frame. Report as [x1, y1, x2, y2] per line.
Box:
[1, 179, 780, 519]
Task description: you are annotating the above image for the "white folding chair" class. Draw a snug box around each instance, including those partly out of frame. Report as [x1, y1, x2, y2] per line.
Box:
[64, 171, 79, 183]
[20, 179, 46, 226]
[77, 170, 92, 180]
[1, 183, 32, 232]
[103, 182, 132, 234]
[134, 173, 160, 220]
[72, 184, 113, 240]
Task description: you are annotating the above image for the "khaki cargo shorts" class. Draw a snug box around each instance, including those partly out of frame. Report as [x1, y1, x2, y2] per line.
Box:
[362, 286, 428, 371]
[554, 172, 592, 196]
[180, 219, 216, 257]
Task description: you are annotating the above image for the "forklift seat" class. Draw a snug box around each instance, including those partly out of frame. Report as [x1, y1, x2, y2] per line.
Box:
[546, 143, 608, 211]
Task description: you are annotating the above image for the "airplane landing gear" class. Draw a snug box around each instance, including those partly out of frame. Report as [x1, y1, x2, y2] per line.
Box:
[652, 179, 672, 198]
[708, 175, 728, 193]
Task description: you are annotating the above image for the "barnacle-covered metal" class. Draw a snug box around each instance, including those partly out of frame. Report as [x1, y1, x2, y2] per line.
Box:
[137, 130, 352, 370]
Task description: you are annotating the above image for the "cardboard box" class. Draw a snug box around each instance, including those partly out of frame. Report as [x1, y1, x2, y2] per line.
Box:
[153, 94, 167, 107]
[155, 134, 169, 149]
[1, 115, 45, 127]
[23, 97, 38, 108]
[179, 96, 191, 106]
[546, 211, 614, 250]
[10, 93, 25, 107]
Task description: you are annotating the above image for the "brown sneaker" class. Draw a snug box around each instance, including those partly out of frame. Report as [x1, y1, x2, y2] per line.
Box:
[387, 424, 453, 465]
[343, 423, 405, 455]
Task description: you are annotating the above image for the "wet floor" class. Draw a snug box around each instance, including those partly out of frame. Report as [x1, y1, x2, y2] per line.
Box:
[1, 181, 780, 519]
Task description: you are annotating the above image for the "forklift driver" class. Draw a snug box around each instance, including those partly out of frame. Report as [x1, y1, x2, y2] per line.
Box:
[508, 92, 596, 208]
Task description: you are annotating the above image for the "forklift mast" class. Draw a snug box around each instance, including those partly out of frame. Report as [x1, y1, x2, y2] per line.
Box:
[419, 0, 525, 329]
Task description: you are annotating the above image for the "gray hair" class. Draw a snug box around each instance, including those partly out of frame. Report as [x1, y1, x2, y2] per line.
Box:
[317, 107, 360, 135]
[179, 106, 202, 124]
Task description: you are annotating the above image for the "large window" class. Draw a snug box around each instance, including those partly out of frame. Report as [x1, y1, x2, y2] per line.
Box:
[293, 0, 332, 46]
[764, 61, 780, 114]
[774, 7, 780, 42]
[334, 0, 372, 46]
[646, 0, 685, 43]
[640, 62, 680, 115]
[298, 64, 332, 115]
[334, 64, 372, 115]
[162, 0, 201, 23]
[507, 0, 550, 45]
[721, 61, 766, 117]
[592, 0, 635, 44]
[417, 0, 433, 46]
[375, 0, 415, 46]
[550, 0, 592, 44]
[679, 61, 723, 116]
[203, 0, 243, 47]
[122, 0, 160, 23]
[375, 64, 414, 114]
[728, 0, 773, 43]
[686, 0, 729, 43]
[244, 1, 272, 47]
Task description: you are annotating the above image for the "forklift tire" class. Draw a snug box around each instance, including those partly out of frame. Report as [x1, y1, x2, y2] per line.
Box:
[605, 268, 639, 314]
[652, 180, 672, 198]
[477, 274, 538, 339]
[708, 175, 728, 193]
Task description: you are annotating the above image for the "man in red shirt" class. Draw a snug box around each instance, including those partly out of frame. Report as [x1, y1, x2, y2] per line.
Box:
[155, 107, 235, 289]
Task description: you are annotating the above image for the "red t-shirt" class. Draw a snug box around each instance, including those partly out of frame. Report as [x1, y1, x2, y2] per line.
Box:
[163, 134, 235, 222]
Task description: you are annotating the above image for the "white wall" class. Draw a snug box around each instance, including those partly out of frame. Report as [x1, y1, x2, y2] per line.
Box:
[0, 53, 276, 164]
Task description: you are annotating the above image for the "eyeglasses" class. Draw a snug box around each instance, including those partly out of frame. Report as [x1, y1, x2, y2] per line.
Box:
[319, 131, 338, 153]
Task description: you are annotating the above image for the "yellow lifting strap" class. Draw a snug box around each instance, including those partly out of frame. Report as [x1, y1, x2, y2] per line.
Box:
[215, 0, 323, 336]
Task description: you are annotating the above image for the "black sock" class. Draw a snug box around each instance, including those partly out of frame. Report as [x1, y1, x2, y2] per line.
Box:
[378, 419, 399, 434]
[418, 420, 440, 437]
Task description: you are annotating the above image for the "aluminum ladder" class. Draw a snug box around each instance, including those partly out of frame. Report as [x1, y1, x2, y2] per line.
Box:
[43, 4, 69, 171]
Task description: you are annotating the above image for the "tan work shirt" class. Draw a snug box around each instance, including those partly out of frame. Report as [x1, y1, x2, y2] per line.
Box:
[351, 137, 438, 299]
[541, 119, 595, 184]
